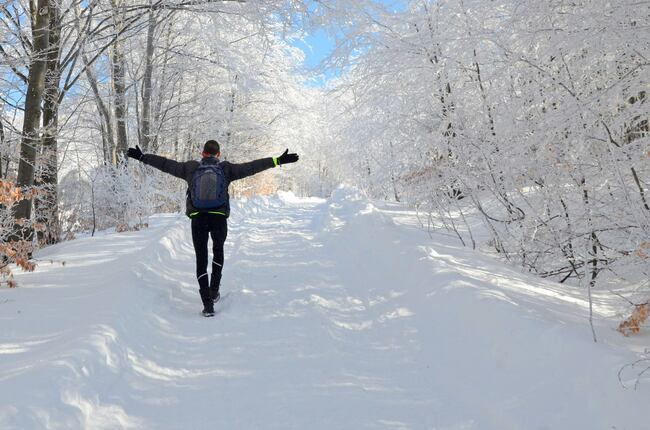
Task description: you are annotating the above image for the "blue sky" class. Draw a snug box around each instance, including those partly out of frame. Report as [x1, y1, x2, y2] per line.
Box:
[291, 29, 339, 87]
[294, 29, 336, 69]
[290, 0, 407, 86]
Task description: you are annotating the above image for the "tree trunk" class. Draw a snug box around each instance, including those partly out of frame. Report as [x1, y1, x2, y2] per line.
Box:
[152, 19, 174, 153]
[140, 6, 156, 152]
[0, 118, 4, 178]
[172, 79, 183, 159]
[112, 44, 128, 163]
[82, 51, 115, 164]
[225, 74, 238, 146]
[35, 1, 61, 244]
[11, 0, 51, 241]
[110, 0, 128, 164]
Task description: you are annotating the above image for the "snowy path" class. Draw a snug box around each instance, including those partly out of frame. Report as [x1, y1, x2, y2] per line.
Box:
[1, 189, 649, 429]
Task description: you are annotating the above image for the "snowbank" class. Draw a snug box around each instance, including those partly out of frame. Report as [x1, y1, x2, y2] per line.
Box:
[1, 190, 648, 429]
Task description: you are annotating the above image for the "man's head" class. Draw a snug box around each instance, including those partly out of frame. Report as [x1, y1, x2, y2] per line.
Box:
[202, 140, 220, 158]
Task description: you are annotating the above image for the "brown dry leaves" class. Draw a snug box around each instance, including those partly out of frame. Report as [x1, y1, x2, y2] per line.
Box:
[115, 223, 149, 233]
[0, 180, 38, 206]
[0, 242, 35, 273]
[635, 241, 650, 260]
[0, 265, 16, 288]
[618, 303, 650, 336]
[0, 180, 39, 287]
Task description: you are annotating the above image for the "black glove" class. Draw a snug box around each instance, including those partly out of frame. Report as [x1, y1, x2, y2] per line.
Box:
[127, 145, 144, 161]
[276, 149, 299, 165]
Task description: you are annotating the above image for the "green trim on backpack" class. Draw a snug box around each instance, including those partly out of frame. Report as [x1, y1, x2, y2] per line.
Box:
[273, 157, 279, 167]
[189, 211, 226, 218]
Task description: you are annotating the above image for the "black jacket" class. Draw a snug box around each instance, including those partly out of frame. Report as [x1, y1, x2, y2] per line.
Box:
[141, 154, 276, 217]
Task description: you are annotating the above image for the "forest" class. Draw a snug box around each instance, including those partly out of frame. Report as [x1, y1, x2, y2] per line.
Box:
[1, 0, 648, 311]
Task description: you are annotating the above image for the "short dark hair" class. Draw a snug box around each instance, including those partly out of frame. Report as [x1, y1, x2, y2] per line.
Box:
[203, 139, 220, 155]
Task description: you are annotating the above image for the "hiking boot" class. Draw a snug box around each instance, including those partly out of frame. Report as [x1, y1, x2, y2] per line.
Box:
[199, 284, 214, 317]
[211, 290, 220, 303]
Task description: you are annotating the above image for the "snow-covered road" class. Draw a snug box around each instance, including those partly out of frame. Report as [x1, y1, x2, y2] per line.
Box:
[1, 188, 648, 429]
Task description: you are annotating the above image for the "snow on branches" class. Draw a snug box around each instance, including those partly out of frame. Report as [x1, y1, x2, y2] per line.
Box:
[327, 0, 650, 296]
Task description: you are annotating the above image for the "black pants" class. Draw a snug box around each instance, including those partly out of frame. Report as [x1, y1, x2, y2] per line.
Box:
[191, 214, 227, 308]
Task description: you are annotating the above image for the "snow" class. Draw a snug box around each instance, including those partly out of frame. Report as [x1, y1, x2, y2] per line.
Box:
[1, 187, 649, 429]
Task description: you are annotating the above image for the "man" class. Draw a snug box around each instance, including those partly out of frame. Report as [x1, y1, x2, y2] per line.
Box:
[127, 140, 299, 317]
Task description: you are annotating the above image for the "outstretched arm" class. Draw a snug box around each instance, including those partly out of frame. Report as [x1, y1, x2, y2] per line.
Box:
[228, 149, 299, 181]
[227, 157, 276, 182]
[127, 145, 189, 179]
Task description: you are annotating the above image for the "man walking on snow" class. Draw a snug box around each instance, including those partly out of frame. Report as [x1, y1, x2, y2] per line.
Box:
[127, 140, 299, 317]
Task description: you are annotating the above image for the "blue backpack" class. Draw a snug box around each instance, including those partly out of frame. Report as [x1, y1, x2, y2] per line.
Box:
[190, 159, 227, 209]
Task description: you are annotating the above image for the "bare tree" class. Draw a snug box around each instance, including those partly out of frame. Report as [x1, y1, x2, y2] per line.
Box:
[11, 0, 51, 241]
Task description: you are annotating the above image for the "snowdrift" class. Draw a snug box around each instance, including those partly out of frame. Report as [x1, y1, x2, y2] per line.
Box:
[1, 187, 648, 429]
